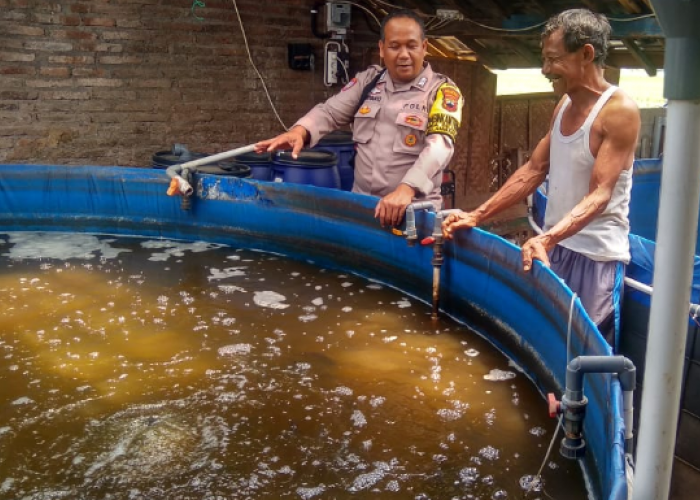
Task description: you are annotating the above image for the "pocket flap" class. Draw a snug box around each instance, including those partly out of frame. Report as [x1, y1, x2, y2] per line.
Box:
[354, 103, 380, 119]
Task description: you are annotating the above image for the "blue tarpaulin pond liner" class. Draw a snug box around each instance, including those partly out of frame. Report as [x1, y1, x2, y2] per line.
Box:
[0, 164, 627, 499]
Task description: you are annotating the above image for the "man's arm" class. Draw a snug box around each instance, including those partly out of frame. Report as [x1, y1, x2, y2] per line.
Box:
[443, 132, 551, 238]
[254, 67, 381, 157]
[375, 133, 453, 227]
[521, 94, 641, 270]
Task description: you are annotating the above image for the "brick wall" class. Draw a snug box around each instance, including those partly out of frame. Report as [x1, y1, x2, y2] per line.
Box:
[0, 0, 496, 206]
[0, 0, 336, 166]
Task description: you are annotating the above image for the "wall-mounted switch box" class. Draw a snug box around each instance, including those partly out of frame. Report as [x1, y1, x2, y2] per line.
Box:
[288, 43, 314, 71]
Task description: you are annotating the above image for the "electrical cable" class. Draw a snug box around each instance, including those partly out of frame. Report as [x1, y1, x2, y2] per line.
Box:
[346, 1, 381, 30]
[368, 0, 407, 11]
[230, 0, 288, 131]
[340, 40, 351, 84]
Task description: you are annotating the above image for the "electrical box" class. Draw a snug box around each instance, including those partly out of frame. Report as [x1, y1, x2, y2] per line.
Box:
[287, 43, 314, 71]
[323, 40, 349, 87]
[326, 1, 351, 36]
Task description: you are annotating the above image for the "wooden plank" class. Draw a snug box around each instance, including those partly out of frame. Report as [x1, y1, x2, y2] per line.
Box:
[622, 38, 658, 76]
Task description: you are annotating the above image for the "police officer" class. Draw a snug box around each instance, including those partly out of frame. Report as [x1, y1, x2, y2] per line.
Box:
[255, 9, 463, 227]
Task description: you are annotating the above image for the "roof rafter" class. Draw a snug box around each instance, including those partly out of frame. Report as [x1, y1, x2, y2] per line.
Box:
[622, 38, 658, 76]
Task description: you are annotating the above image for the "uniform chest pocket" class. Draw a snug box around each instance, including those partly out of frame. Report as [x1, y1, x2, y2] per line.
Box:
[352, 103, 381, 144]
[393, 111, 428, 155]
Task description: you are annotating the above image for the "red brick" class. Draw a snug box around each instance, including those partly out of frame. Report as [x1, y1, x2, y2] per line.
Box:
[71, 67, 108, 77]
[4, 25, 44, 36]
[26, 79, 72, 88]
[0, 51, 35, 62]
[0, 66, 35, 75]
[98, 55, 142, 64]
[39, 67, 71, 78]
[69, 4, 89, 14]
[94, 43, 124, 53]
[1, 11, 28, 22]
[49, 29, 98, 40]
[83, 17, 116, 27]
[40, 91, 90, 100]
[23, 40, 73, 52]
[48, 55, 95, 65]
[0, 90, 38, 100]
[129, 79, 172, 89]
[74, 78, 123, 87]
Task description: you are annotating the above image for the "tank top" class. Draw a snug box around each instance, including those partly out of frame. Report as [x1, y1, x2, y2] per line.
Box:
[543, 86, 632, 263]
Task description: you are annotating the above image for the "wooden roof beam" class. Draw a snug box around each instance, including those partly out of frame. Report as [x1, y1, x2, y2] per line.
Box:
[622, 38, 658, 76]
[500, 39, 542, 67]
[452, 0, 505, 19]
[455, 36, 507, 70]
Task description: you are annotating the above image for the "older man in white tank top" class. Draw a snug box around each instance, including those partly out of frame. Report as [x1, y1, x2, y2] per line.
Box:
[442, 9, 641, 349]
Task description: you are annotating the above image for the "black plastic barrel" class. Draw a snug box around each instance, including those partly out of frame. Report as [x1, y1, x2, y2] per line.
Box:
[313, 131, 355, 191]
[152, 146, 207, 169]
[271, 149, 340, 189]
[206, 161, 251, 178]
[234, 151, 273, 181]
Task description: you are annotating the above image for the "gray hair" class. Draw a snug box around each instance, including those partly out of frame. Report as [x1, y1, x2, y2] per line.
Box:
[542, 9, 611, 66]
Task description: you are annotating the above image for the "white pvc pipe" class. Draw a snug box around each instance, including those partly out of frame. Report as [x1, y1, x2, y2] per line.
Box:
[176, 144, 257, 170]
[634, 100, 700, 500]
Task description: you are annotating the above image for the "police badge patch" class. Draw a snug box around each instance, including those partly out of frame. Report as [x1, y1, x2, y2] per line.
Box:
[427, 83, 463, 142]
[342, 78, 357, 91]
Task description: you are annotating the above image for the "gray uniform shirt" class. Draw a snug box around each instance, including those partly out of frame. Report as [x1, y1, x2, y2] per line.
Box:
[295, 63, 462, 208]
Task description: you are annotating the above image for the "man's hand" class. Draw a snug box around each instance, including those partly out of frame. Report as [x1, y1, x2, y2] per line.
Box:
[254, 126, 309, 159]
[442, 211, 479, 240]
[521, 233, 554, 272]
[375, 184, 415, 227]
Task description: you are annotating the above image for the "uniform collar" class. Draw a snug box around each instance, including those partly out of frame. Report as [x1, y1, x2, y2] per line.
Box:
[384, 63, 432, 92]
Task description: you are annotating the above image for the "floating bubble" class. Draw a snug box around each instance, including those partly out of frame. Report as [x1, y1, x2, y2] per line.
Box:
[479, 445, 500, 461]
[483, 369, 516, 382]
[253, 291, 289, 309]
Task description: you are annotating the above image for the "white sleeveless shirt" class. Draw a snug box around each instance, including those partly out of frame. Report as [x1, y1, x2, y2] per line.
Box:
[543, 86, 632, 263]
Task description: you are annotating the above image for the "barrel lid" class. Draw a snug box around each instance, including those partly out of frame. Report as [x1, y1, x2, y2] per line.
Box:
[317, 130, 354, 146]
[198, 163, 251, 178]
[274, 149, 337, 168]
[235, 151, 272, 165]
[152, 150, 207, 168]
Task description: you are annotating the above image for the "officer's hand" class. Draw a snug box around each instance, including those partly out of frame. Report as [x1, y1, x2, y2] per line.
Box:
[254, 126, 309, 159]
[521, 234, 554, 272]
[375, 184, 415, 227]
[442, 211, 479, 240]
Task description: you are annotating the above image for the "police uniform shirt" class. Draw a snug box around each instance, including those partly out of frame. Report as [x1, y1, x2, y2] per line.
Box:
[295, 63, 463, 208]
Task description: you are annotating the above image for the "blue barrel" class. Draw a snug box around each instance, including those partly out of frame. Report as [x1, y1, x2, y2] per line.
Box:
[272, 149, 340, 189]
[235, 151, 273, 181]
[314, 131, 355, 191]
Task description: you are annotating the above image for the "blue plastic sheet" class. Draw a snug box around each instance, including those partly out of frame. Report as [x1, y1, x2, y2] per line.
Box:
[0, 164, 628, 499]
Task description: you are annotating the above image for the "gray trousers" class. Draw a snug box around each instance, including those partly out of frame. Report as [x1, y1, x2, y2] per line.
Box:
[549, 245, 625, 349]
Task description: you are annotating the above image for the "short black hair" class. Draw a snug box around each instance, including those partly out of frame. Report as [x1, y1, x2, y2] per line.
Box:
[542, 8, 611, 66]
[380, 9, 425, 41]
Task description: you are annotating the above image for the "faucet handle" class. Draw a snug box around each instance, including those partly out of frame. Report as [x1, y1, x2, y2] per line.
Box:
[547, 393, 561, 418]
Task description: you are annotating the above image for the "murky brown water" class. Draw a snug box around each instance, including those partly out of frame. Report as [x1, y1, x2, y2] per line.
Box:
[0, 232, 588, 499]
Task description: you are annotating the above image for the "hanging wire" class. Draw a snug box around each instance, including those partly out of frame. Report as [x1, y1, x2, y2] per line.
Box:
[191, 0, 206, 21]
[346, 1, 381, 29]
[527, 414, 563, 499]
[567, 292, 578, 365]
[230, 0, 288, 131]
